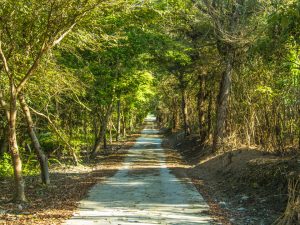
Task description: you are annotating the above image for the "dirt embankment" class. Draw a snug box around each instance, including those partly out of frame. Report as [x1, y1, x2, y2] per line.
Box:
[163, 132, 299, 225]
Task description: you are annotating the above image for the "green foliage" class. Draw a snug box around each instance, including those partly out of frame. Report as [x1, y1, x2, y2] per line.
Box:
[0, 153, 40, 178]
[22, 154, 40, 176]
[0, 153, 13, 178]
[267, 0, 300, 44]
[39, 132, 59, 153]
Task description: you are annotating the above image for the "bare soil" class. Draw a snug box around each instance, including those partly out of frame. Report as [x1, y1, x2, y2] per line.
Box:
[0, 134, 140, 225]
[163, 132, 299, 225]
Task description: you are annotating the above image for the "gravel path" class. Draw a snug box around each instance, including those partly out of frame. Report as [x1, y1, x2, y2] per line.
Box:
[65, 115, 213, 225]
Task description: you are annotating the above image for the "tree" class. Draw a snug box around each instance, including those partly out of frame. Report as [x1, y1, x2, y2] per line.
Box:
[0, 0, 98, 202]
[193, 0, 262, 151]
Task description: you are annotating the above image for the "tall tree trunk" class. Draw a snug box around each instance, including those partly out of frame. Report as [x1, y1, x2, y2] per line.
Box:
[181, 89, 191, 136]
[178, 73, 190, 136]
[93, 122, 108, 154]
[83, 114, 88, 142]
[103, 133, 107, 150]
[213, 53, 233, 152]
[207, 91, 213, 140]
[18, 94, 50, 184]
[171, 99, 180, 131]
[172, 111, 178, 131]
[116, 99, 121, 141]
[9, 84, 26, 202]
[92, 103, 113, 156]
[122, 112, 126, 138]
[197, 75, 206, 143]
[109, 119, 113, 145]
[129, 113, 133, 133]
[93, 114, 98, 144]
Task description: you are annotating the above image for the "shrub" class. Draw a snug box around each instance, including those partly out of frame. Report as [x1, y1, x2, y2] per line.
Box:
[0, 153, 13, 178]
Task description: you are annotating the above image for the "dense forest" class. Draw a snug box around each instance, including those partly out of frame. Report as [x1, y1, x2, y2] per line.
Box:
[0, 0, 299, 224]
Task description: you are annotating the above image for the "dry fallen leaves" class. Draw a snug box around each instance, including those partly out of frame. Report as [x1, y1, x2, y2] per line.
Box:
[0, 135, 140, 225]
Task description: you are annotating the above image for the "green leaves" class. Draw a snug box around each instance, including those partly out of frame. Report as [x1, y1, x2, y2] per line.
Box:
[255, 85, 275, 97]
[165, 49, 192, 66]
[0, 153, 13, 177]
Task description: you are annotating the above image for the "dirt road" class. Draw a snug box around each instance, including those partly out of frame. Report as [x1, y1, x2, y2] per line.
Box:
[65, 115, 213, 225]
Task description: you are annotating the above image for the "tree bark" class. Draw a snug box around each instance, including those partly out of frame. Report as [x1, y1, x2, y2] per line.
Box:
[93, 122, 107, 154]
[178, 73, 191, 136]
[109, 119, 113, 145]
[18, 94, 50, 185]
[172, 110, 179, 131]
[122, 112, 126, 138]
[93, 114, 99, 144]
[83, 114, 88, 142]
[0, 44, 25, 202]
[71, 150, 79, 166]
[197, 75, 206, 143]
[207, 91, 213, 139]
[9, 84, 26, 202]
[171, 98, 180, 131]
[103, 132, 107, 150]
[129, 113, 133, 133]
[181, 89, 191, 136]
[116, 99, 121, 141]
[213, 53, 234, 152]
[92, 103, 113, 156]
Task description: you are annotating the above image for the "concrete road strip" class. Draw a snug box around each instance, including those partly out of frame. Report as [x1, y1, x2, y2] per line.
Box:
[65, 115, 214, 225]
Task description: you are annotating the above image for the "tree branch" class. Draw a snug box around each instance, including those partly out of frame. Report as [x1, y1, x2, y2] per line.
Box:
[16, 42, 48, 94]
[28, 106, 74, 151]
[51, 23, 77, 48]
[0, 41, 10, 76]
